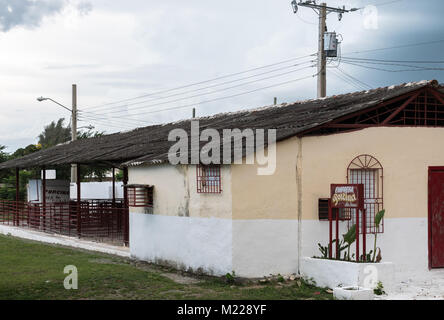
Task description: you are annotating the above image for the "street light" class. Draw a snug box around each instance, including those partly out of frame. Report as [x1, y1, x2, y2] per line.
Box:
[37, 84, 78, 183]
[37, 96, 72, 112]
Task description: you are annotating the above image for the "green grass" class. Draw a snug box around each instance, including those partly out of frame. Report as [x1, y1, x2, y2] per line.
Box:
[0, 234, 333, 300]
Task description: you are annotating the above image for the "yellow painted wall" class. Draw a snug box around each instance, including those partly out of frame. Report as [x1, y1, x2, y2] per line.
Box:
[231, 136, 300, 220]
[301, 127, 444, 220]
[129, 163, 232, 219]
[231, 127, 444, 221]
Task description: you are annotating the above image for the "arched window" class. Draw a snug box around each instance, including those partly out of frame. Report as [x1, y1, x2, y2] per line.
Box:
[347, 155, 384, 234]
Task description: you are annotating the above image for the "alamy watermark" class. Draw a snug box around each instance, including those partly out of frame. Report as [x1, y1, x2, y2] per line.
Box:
[363, 5, 378, 30]
[168, 120, 277, 175]
[64, 265, 78, 290]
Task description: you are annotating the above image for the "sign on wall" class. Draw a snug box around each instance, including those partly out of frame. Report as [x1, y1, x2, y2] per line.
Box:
[27, 179, 70, 203]
[330, 184, 364, 208]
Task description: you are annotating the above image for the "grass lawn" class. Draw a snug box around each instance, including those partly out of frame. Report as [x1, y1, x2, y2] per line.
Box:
[0, 234, 333, 300]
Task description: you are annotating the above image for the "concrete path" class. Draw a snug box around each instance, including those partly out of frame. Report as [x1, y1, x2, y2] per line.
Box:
[379, 270, 444, 300]
[0, 224, 130, 257]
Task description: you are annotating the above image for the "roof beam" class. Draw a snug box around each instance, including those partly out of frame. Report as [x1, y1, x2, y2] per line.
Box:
[382, 92, 420, 125]
[325, 123, 373, 128]
[297, 87, 426, 136]
[428, 88, 444, 106]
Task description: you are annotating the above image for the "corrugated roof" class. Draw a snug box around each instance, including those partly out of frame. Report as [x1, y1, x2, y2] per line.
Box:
[0, 80, 439, 169]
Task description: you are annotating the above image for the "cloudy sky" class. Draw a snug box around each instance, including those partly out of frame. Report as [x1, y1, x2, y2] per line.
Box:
[0, 0, 443, 152]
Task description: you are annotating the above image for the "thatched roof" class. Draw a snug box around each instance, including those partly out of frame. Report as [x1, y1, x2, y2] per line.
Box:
[0, 79, 439, 169]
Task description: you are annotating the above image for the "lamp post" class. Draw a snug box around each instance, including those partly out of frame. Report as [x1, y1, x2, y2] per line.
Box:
[36, 84, 89, 183]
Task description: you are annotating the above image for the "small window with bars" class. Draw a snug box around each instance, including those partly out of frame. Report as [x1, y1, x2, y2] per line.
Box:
[347, 154, 384, 234]
[318, 198, 351, 221]
[197, 165, 222, 194]
[125, 184, 154, 208]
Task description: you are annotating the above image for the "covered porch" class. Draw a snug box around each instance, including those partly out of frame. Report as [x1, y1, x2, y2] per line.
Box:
[0, 163, 131, 246]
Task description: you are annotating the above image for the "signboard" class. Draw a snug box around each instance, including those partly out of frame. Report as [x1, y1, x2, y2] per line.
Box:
[330, 184, 364, 209]
[27, 179, 70, 203]
[45, 183, 70, 203]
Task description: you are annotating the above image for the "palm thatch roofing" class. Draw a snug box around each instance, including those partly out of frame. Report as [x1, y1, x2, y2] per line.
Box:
[0, 79, 441, 169]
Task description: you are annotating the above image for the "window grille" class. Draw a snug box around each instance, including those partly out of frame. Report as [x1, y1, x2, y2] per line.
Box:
[318, 198, 351, 221]
[124, 185, 154, 208]
[196, 165, 222, 193]
[347, 155, 384, 234]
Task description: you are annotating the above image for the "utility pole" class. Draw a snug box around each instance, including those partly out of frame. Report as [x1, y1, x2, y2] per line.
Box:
[71, 84, 78, 183]
[291, 1, 358, 98]
[318, 3, 327, 98]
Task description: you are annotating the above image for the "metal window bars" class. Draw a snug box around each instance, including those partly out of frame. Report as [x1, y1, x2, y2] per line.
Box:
[124, 184, 154, 208]
[347, 155, 384, 234]
[196, 165, 222, 193]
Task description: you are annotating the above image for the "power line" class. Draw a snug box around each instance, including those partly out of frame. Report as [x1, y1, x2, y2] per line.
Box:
[341, 57, 444, 64]
[340, 60, 444, 72]
[344, 39, 444, 55]
[83, 53, 316, 110]
[78, 116, 138, 131]
[83, 74, 316, 120]
[81, 60, 315, 114]
[337, 67, 373, 89]
[78, 113, 149, 129]
[371, 0, 404, 7]
[330, 69, 366, 91]
[80, 64, 316, 118]
[340, 58, 444, 70]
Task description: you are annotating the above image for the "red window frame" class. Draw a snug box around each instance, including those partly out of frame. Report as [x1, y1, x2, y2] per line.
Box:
[125, 185, 154, 207]
[196, 165, 222, 194]
[347, 154, 384, 234]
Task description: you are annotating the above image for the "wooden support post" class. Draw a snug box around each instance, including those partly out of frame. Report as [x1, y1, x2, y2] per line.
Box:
[123, 167, 129, 246]
[76, 164, 81, 238]
[336, 208, 339, 259]
[15, 168, 19, 226]
[328, 198, 332, 259]
[356, 209, 360, 262]
[42, 167, 46, 230]
[362, 209, 367, 262]
[112, 168, 116, 206]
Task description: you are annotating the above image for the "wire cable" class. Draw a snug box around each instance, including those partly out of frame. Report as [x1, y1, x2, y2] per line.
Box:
[84, 73, 317, 120]
[80, 64, 316, 118]
[81, 60, 315, 114]
[83, 53, 316, 110]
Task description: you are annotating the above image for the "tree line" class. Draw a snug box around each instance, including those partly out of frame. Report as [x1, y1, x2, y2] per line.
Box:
[0, 118, 115, 200]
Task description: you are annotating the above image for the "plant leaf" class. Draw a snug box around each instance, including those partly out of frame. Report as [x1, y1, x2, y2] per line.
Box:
[375, 210, 385, 227]
[343, 224, 356, 245]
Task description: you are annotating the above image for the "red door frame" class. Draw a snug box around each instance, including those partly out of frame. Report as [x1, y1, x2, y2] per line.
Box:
[428, 166, 444, 269]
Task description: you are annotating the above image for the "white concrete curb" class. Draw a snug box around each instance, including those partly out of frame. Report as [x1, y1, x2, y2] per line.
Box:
[0, 225, 130, 258]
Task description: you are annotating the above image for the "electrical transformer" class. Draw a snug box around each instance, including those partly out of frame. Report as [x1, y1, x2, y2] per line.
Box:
[324, 32, 338, 57]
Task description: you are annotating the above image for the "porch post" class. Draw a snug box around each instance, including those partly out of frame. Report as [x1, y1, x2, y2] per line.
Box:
[15, 168, 19, 226]
[112, 168, 116, 206]
[356, 209, 360, 262]
[76, 164, 81, 238]
[328, 198, 332, 259]
[42, 167, 46, 230]
[123, 167, 129, 246]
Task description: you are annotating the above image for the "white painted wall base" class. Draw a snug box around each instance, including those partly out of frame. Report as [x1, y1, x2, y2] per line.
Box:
[333, 286, 374, 300]
[300, 257, 395, 291]
[0, 225, 130, 257]
[232, 220, 299, 278]
[301, 218, 430, 283]
[130, 212, 232, 276]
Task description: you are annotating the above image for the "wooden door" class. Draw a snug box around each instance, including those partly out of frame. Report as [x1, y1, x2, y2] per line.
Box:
[429, 167, 444, 268]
